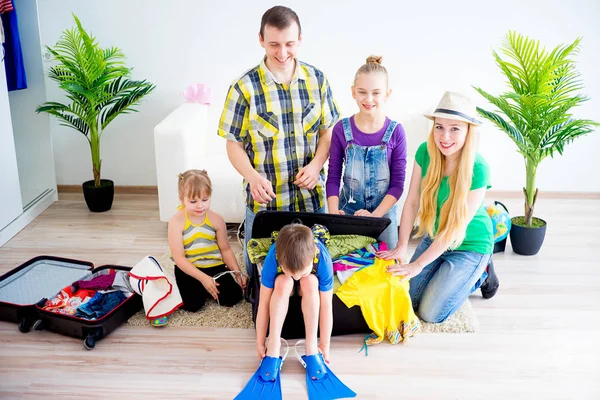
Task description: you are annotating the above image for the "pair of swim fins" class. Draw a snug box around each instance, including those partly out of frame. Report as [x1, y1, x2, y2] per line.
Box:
[234, 340, 356, 400]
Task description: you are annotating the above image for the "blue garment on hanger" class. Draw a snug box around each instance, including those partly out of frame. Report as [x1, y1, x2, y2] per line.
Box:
[1, 2, 27, 91]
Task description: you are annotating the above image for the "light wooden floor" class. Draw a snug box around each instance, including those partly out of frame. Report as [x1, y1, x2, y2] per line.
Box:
[1, 193, 599, 399]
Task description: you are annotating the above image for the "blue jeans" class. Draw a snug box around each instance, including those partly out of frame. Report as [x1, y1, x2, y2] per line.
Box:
[379, 206, 399, 249]
[243, 205, 326, 275]
[409, 236, 490, 323]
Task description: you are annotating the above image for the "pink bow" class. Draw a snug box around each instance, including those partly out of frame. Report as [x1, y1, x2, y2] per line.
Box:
[182, 84, 211, 104]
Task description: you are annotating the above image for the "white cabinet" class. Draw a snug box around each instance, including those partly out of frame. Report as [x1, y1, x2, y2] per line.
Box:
[0, 0, 57, 247]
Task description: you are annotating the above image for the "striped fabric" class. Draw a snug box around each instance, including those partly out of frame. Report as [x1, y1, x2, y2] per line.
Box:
[174, 213, 223, 268]
[218, 58, 340, 213]
[332, 242, 387, 272]
[0, 0, 13, 13]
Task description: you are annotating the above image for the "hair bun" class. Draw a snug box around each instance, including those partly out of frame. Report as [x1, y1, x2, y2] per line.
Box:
[366, 55, 383, 65]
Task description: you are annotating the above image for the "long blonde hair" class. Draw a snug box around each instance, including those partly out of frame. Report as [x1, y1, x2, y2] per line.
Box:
[416, 124, 478, 249]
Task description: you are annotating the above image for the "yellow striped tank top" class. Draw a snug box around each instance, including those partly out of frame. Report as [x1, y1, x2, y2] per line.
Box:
[176, 210, 223, 268]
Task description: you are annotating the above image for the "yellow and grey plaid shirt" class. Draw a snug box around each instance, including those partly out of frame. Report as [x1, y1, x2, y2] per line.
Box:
[218, 58, 340, 213]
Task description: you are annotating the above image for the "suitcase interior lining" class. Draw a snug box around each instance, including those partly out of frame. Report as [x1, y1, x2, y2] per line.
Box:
[0, 260, 91, 305]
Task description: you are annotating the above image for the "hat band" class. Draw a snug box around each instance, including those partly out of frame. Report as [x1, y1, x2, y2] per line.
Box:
[435, 108, 480, 124]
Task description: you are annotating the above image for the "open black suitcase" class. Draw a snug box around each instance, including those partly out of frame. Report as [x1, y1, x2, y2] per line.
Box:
[245, 211, 390, 339]
[0, 256, 142, 350]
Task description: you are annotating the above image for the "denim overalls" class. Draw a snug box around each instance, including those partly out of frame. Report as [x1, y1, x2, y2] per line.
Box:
[339, 117, 399, 248]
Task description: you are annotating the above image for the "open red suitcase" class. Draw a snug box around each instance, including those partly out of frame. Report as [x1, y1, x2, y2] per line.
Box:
[0, 255, 142, 350]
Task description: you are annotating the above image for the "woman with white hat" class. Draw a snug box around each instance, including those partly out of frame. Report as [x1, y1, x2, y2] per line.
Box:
[377, 91, 498, 323]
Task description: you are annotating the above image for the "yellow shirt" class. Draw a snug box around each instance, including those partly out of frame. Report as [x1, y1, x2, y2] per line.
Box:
[336, 258, 420, 346]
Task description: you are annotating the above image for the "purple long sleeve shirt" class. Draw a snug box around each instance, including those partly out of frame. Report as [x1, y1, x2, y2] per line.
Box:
[326, 116, 407, 200]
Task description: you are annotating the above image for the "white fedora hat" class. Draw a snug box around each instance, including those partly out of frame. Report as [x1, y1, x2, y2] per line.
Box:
[424, 91, 481, 126]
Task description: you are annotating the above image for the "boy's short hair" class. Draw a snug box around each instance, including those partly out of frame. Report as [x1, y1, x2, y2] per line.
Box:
[275, 224, 315, 273]
[260, 5, 301, 38]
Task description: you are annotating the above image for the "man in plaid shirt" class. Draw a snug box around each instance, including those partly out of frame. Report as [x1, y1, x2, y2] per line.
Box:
[218, 6, 340, 274]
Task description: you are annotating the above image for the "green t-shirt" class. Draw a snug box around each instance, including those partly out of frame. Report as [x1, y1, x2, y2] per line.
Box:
[415, 142, 493, 254]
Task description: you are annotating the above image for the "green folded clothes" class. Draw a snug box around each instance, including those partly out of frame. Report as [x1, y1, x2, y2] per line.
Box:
[247, 234, 377, 264]
[328, 235, 377, 259]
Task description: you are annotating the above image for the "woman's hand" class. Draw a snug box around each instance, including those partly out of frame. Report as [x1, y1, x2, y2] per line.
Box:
[353, 209, 372, 217]
[376, 244, 408, 262]
[386, 262, 424, 281]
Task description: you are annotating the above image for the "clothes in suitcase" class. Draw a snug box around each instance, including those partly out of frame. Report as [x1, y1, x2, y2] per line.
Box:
[0, 256, 142, 350]
[245, 211, 390, 339]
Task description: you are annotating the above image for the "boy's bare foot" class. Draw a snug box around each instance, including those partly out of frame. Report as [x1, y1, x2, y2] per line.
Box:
[305, 338, 319, 356]
[265, 336, 281, 358]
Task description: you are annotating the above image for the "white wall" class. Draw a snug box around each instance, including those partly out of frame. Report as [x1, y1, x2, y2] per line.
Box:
[36, 0, 600, 192]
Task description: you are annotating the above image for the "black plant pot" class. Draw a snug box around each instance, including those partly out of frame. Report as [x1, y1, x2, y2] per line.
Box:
[82, 179, 114, 212]
[509, 217, 547, 256]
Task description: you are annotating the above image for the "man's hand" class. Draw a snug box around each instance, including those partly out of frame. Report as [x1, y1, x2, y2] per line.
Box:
[294, 163, 320, 190]
[248, 175, 276, 204]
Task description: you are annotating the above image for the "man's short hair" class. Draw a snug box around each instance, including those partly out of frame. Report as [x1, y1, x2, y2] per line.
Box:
[275, 224, 315, 273]
[260, 5, 301, 38]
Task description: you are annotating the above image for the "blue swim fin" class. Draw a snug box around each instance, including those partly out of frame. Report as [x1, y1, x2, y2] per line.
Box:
[234, 355, 283, 400]
[300, 353, 357, 400]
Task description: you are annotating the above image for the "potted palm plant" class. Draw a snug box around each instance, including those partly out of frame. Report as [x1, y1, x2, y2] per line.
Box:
[37, 15, 155, 212]
[474, 31, 598, 255]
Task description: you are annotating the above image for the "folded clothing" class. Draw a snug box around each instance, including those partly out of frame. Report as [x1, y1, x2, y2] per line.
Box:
[333, 242, 387, 272]
[75, 291, 126, 320]
[43, 286, 97, 316]
[74, 272, 116, 290]
[336, 258, 420, 351]
[247, 234, 377, 265]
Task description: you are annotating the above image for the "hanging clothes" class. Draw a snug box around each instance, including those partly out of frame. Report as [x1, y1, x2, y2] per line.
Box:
[336, 258, 420, 354]
[0, 0, 13, 14]
[1, 1, 27, 91]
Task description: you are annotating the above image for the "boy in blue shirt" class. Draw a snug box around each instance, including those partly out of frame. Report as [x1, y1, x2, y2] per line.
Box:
[256, 223, 333, 362]
[235, 222, 356, 400]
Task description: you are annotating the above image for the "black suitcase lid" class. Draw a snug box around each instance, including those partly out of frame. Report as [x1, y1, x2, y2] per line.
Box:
[251, 211, 390, 240]
[0, 256, 93, 307]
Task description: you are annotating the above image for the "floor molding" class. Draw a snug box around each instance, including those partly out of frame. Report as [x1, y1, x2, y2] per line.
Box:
[487, 190, 600, 199]
[58, 185, 158, 195]
[57, 185, 600, 199]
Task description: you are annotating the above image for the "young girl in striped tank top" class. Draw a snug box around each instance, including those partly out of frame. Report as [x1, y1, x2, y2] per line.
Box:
[168, 170, 247, 316]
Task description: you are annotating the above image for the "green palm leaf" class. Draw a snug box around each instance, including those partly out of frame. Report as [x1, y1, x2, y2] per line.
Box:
[473, 31, 598, 226]
[36, 14, 154, 187]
